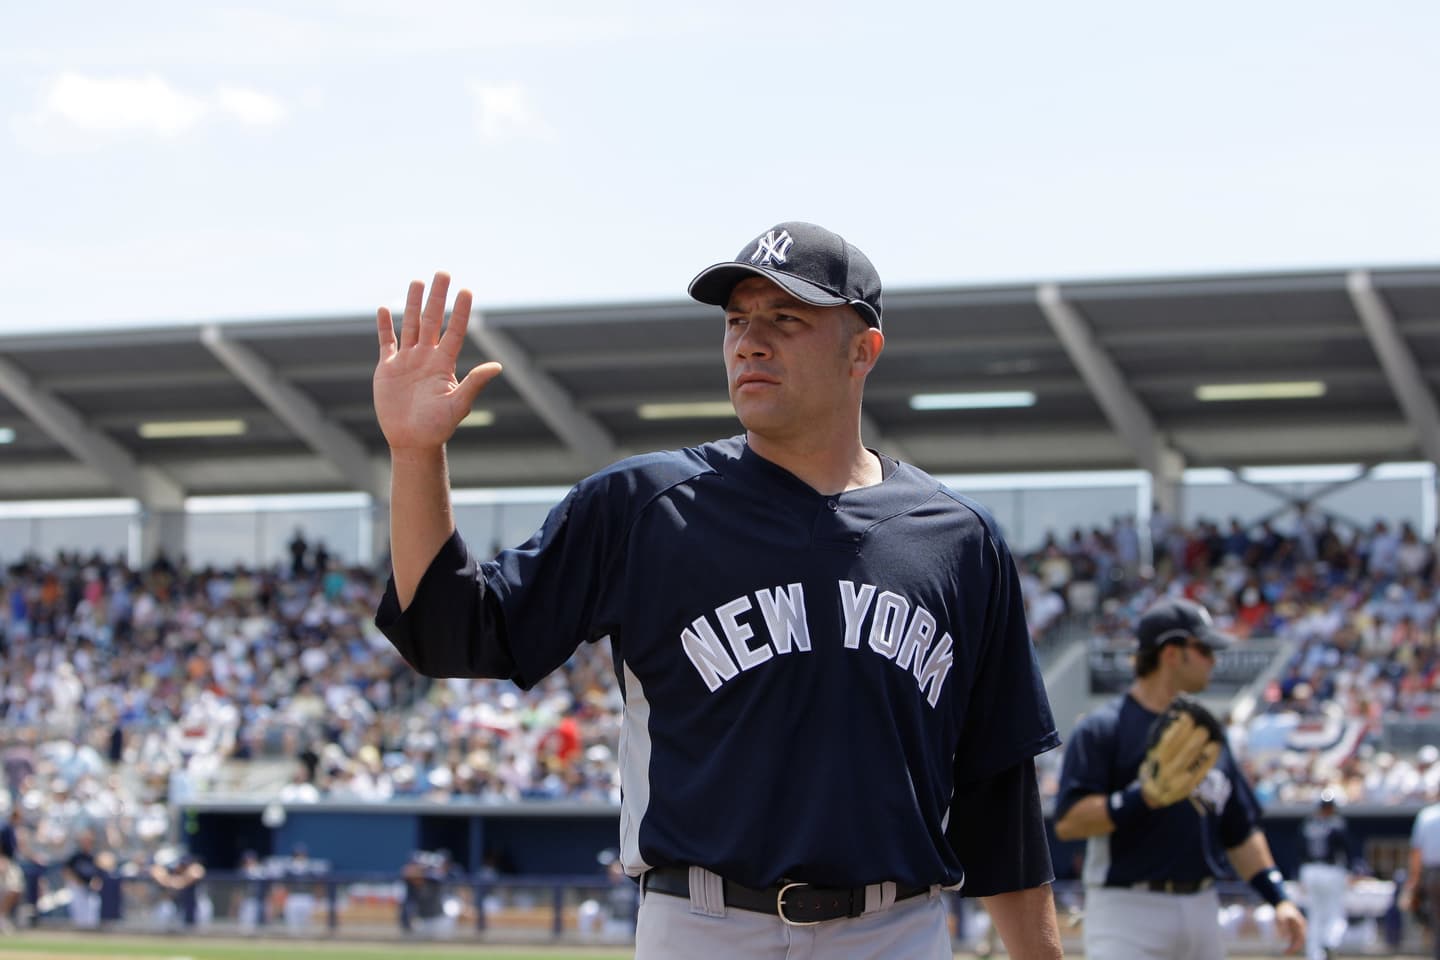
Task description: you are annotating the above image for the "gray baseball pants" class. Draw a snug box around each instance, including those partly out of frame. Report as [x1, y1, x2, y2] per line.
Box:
[634, 867, 953, 959]
[1083, 886, 1224, 960]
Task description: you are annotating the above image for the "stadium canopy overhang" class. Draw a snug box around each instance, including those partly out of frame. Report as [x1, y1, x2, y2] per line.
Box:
[0, 266, 1437, 508]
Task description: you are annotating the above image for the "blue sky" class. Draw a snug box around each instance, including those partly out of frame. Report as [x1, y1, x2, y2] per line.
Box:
[2, 1, 1437, 333]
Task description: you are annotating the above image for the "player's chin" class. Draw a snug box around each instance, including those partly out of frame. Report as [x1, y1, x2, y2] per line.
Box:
[730, 397, 782, 433]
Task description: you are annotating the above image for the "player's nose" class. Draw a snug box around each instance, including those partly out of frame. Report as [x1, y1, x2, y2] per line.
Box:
[732, 324, 772, 357]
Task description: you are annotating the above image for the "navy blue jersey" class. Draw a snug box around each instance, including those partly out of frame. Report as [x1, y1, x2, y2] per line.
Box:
[377, 436, 1059, 890]
[1300, 815, 1352, 868]
[1055, 693, 1261, 886]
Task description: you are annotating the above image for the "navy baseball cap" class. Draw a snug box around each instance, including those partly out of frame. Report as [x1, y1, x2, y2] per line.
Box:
[1135, 598, 1234, 653]
[688, 221, 884, 329]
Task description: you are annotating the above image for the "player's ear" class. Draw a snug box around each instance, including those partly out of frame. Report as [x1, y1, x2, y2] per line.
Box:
[851, 325, 884, 375]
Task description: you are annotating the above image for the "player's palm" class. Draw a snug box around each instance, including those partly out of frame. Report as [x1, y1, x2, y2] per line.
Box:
[374, 272, 502, 451]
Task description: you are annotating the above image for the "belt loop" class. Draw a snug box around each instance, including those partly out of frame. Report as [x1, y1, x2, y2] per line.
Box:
[688, 865, 725, 918]
[862, 880, 897, 915]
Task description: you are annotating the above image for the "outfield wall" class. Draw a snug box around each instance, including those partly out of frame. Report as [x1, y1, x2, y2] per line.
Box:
[183, 800, 1422, 883]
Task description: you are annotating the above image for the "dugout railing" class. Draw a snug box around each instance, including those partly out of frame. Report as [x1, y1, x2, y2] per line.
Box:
[11, 870, 1422, 954]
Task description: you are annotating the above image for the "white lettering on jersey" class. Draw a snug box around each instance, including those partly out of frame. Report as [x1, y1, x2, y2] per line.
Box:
[868, 591, 910, 660]
[679, 580, 958, 708]
[894, 604, 937, 671]
[754, 583, 810, 653]
[681, 616, 739, 692]
[715, 596, 773, 671]
[839, 580, 877, 649]
[916, 632, 954, 707]
[1193, 765, 1233, 813]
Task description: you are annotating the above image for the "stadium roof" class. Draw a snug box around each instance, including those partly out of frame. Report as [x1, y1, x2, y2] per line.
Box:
[1, 266, 1438, 504]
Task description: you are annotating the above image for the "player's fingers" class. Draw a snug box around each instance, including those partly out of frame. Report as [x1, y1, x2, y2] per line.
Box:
[1179, 725, 1210, 760]
[1155, 714, 1195, 761]
[400, 280, 424, 350]
[419, 271, 451, 346]
[1160, 729, 1204, 780]
[441, 288, 473, 357]
[377, 307, 397, 358]
[458, 362, 504, 408]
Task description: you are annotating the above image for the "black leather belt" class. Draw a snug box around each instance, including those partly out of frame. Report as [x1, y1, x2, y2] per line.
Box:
[643, 866, 929, 924]
[1106, 877, 1214, 895]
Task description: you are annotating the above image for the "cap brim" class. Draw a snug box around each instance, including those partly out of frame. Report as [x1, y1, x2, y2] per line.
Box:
[1194, 624, 1235, 650]
[687, 263, 880, 327]
[689, 263, 846, 308]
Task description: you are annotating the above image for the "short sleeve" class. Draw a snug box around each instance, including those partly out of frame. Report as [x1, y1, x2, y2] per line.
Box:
[1053, 715, 1115, 820]
[484, 480, 624, 687]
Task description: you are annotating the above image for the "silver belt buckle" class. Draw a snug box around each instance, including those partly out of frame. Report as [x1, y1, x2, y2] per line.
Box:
[776, 881, 822, 926]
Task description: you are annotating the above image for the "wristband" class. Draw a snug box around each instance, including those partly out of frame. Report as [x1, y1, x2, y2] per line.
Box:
[1107, 782, 1149, 831]
[1248, 867, 1286, 906]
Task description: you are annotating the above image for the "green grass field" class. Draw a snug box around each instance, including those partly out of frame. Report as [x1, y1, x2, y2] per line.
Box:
[0, 932, 1308, 959]
[0, 934, 634, 960]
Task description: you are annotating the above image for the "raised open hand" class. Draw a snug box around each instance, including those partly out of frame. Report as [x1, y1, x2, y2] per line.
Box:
[374, 272, 502, 453]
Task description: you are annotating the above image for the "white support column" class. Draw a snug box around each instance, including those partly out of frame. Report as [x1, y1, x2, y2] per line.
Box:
[467, 311, 617, 471]
[200, 325, 388, 502]
[1348, 270, 1440, 464]
[0, 353, 185, 564]
[1037, 284, 1185, 516]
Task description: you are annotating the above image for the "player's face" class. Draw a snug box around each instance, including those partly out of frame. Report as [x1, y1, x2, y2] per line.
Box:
[723, 277, 873, 441]
[1174, 637, 1216, 693]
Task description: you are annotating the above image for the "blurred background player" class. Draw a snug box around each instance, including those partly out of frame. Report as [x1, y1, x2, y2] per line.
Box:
[280, 844, 318, 934]
[150, 849, 206, 930]
[1406, 790, 1440, 959]
[236, 850, 266, 933]
[61, 828, 102, 930]
[400, 848, 461, 938]
[1054, 597, 1306, 958]
[1298, 790, 1355, 960]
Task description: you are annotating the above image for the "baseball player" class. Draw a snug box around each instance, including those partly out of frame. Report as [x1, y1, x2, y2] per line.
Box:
[371, 221, 1063, 958]
[1403, 791, 1440, 959]
[1053, 596, 1307, 958]
[1298, 790, 1354, 960]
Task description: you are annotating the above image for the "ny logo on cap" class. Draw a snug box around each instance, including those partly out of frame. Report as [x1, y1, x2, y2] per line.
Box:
[750, 229, 793, 267]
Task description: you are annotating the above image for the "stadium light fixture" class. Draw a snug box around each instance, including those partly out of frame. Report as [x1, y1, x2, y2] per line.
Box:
[909, 391, 1036, 410]
[637, 401, 737, 420]
[0, 427, 13, 444]
[1195, 381, 1327, 402]
[459, 410, 495, 427]
[137, 419, 247, 439]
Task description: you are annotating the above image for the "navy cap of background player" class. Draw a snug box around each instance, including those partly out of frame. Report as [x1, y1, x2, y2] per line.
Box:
[1135, 597, 1234, 653]
[688, 221, 884, 329]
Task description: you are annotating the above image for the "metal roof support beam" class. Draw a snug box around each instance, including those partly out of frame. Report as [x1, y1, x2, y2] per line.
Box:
[1225, 464, 1374, 533]
[467, 311, 617, 471]
[1037, 284, 1185, 516]
[200, 325, 388, 502]
[1348, 270, 1440, 464]
[0, 354, 185, 509]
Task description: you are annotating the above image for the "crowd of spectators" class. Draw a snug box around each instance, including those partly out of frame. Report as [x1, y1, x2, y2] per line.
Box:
[4, 508, 1440, 908]
[1017, 506, 1440, 809]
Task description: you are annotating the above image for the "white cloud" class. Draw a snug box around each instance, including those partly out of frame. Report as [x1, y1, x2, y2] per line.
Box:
[18, 73, 290, 145]
[216, 87, 288, 126]
[43, 72, 209, 136]
[467, 82, 554, 143]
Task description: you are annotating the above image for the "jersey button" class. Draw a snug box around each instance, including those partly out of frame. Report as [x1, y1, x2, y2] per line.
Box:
[826, 499, 839, 511]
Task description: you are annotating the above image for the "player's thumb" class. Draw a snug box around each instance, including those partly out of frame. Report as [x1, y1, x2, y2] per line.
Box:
[458, 361, 504, 407]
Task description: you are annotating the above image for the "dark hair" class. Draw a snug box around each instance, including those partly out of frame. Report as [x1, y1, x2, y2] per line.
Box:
[1134, 645, 1163, 678]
